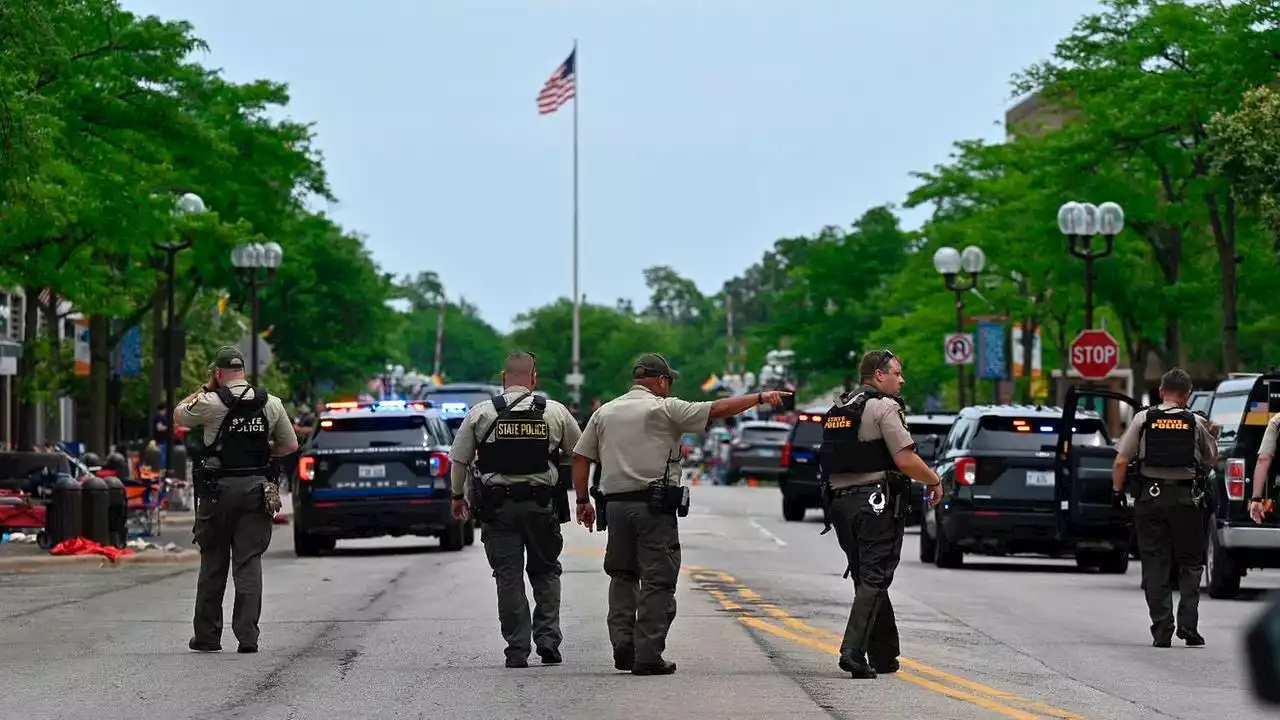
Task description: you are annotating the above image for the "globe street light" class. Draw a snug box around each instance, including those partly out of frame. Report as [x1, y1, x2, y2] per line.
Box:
[158, 192, 206, 478]
[934, 245, 986, 408]
[230, 241, 285, 385]
[1058, 201, 1124, 329]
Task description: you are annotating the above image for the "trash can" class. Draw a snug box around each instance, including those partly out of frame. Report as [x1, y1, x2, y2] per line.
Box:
[80, 475, 110, 546]
[41, 475, 82, 549]
[103, 475, 127, 548]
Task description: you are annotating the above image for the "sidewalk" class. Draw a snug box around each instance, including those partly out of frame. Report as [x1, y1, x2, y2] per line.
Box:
[0, 492, 294, 573]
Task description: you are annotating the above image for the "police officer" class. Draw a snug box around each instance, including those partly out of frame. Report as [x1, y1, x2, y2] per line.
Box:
[571, 353, 790, 676]
[448, 351, 582, 669]
[821, 349, 941, 679]
[1247, 410, 1280, 526]
[174, 346, 298, 654]
[1113, 368, 1219, 648]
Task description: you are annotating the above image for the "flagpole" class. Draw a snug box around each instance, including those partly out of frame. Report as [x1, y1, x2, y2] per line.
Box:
[571, 38, 581, 405]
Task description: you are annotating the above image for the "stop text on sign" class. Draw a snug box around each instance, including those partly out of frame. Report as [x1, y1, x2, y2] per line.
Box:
[1071, 345, 1117, 364]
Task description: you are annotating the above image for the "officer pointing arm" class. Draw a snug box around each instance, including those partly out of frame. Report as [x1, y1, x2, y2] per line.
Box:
[1249, 415, 1280, 524]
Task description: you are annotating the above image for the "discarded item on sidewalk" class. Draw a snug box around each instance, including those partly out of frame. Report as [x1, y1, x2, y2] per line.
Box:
[272, 512, 289, 525]
[50, 536, 135, 562]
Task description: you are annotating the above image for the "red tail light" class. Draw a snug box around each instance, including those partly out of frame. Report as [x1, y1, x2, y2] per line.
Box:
[781, 441, 792, 468]
[955, 456, 977, 486]
[429, 452, 450, 478]
[1226, 458, 1246, 501]
[298, 455, 315, 483]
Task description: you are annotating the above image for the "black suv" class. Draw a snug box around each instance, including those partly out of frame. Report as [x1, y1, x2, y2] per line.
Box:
[920, 403, 1128, 572]
[292, 400, 474, 556]
[779, 408, 827, 521]
[1200, 373, 1280, 598]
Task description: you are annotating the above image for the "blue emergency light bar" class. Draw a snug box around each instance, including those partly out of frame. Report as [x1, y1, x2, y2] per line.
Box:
[440, 402, 468, 417]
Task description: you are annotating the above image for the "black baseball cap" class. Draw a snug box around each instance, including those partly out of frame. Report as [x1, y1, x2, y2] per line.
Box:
[633, 353, 680, 380]
[209, 345, 246, 371]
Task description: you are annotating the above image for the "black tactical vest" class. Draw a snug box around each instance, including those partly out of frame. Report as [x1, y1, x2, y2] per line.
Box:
[819, 388, 901, 475]
[476, 394, 553, 476]
[1139, 406, 1197, 470]
[211, 385, 272, 474]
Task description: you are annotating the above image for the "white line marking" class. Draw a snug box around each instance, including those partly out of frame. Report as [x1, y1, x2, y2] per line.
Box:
[749, 518, 788, 547]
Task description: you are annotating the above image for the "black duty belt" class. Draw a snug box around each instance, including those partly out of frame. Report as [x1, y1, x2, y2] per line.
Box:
[831, 484, 883, 499]
[486, 483, 552, 502]
[604, 490, 651, 503]
[1139, 476, 1196, 485]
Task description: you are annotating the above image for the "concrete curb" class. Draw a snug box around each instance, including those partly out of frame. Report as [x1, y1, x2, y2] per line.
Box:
[0, 549, 200, 573]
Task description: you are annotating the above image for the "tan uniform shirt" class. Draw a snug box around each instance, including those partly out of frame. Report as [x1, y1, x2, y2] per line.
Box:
[448, 385, 581, 496]
[828, 390, 915, 490]
[573, 385, 713, 495]
[1258, 414, 1280, 456]
[173, 380, 296, 469]
[1115, 402, 1217, 480]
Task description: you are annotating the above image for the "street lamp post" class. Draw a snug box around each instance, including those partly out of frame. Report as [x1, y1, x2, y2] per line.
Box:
[933, 245, 986, 408]
[230, 242, 284, 385]
[157, 192, 206, 478]
[1057, 201, 1125, 329]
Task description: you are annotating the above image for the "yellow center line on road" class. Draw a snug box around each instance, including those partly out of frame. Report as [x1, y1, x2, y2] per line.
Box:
[564, 547, 1083, 719]
[687, 568, 1087, 720]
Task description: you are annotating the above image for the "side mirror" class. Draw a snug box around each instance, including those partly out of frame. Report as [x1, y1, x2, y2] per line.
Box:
[1193, 410, 1209, 420]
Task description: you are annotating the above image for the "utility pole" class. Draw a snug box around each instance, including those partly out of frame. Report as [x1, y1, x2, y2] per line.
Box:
[725, 294, 735, 374]
[432, 295, 446, 378]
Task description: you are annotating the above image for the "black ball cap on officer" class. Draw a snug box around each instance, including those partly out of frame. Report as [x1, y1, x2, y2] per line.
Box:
[570, 352, 791, 676]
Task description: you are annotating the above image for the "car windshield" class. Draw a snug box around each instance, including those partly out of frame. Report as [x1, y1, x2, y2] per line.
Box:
[974, 416, 1109, 452]
[314, 415, 432, 449]
[1210, 392, 1250, 442]
[792, 419, 825, 446]
[742, 427, 788, 444]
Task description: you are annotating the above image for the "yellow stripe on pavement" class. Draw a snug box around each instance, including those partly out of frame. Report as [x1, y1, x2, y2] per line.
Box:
[688, 567, 1086, 720]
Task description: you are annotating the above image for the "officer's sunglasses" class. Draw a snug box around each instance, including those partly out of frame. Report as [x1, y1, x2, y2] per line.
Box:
[875, 349, 897, 370]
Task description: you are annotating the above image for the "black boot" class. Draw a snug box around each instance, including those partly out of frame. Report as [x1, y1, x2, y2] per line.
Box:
[613, 643, 635, 671]
[838, 651, 877, 679]
[1176, 628, 1205, 647]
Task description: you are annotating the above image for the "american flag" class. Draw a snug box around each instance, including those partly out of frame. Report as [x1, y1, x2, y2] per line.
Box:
[537, 49, 576, 116]
[37, 288, 52, 306]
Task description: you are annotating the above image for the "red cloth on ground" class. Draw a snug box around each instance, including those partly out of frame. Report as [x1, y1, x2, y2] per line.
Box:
[50, 536, 134, 562]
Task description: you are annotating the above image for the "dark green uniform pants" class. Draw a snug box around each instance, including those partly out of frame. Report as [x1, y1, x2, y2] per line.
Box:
[193, 475, 273, 647]
[831, 486, 906, 665]
[603, 500, 681, 665]
[481, 498, 563, 662]
[1134, 480, 1204, 641]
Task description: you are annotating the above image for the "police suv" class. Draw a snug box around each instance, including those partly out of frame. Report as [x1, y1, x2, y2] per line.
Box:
[292, 400, 473, 556]
[1199, 372, 1280, 598]
[921, 403, 1127, 571]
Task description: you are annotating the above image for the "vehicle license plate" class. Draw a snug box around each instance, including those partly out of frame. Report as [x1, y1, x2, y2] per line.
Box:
[358, 464, 387, 479]
[758, 448, 778, 457]
[1025, 470, 1054, 487]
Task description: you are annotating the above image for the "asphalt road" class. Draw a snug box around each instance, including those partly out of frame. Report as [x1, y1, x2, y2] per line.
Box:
[1, 484, 1277, 720]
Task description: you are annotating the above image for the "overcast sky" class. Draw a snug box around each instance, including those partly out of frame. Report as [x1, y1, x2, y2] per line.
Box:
[123, 0, 1102, 332]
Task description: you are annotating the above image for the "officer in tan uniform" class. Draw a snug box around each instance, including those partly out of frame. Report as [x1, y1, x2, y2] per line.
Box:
[449, 351, 581, 668]
[175, 346, 298, 654]
[820, 350, 941, 679]
[1248, 413, 1280, 525]
[1113, 368, 1218, 648]
[571, 353, 790, 676]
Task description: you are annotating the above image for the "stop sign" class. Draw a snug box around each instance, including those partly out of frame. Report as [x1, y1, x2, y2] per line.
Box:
[1070, 329, 1120, 380]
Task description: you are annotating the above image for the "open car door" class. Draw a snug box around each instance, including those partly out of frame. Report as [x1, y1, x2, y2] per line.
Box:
[1055, 385, 1143, 546]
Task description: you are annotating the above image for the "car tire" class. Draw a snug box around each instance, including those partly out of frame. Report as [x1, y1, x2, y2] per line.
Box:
[463, 518, 476, 546]
[441, 520, 465, 552]
[1205, 513, 1241, 598]
[933, 509, 963, 568]
[782, 492, 806, 522]
[1096, 548, 1129, 574]
[294, 525, 322, 557]
[919, 518, 937, 563]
